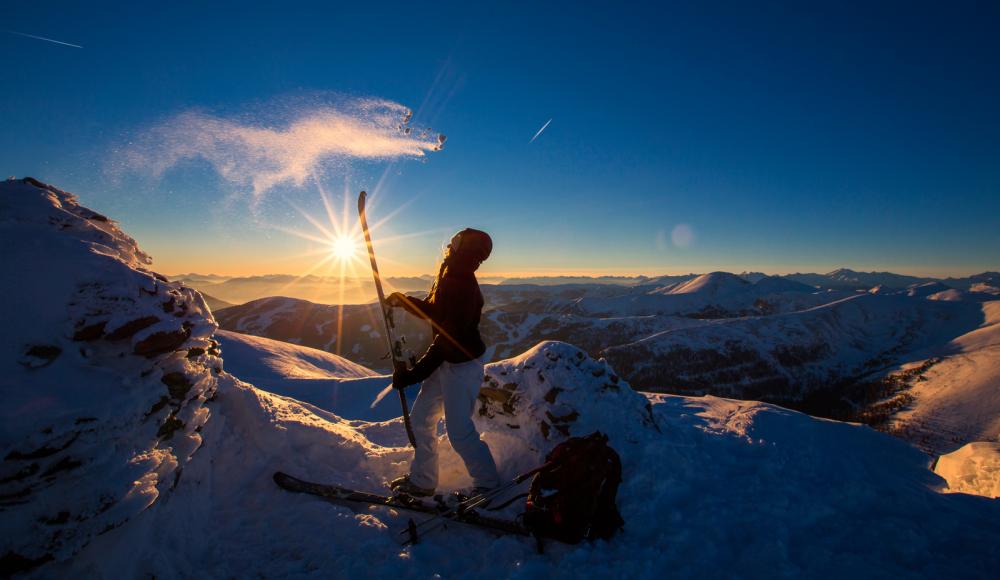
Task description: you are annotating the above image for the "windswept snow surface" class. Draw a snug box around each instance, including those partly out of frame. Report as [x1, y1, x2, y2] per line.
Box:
[62, 378, 1000, 579]
[214, 328, 411, 422]
[5, 178, 1000, 578]
[935, 442, 1000, 499]
[215, 329, 375, 380]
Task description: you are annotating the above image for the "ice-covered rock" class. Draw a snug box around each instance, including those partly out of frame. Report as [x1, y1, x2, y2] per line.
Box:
[475, 341, 658, 470]
[0, 178, 221, 571]
[934, 442, 1000, 499]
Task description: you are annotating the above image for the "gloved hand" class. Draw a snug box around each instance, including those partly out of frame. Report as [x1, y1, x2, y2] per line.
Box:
[392, 367, 415, 390]
[386, 292, 406, 308]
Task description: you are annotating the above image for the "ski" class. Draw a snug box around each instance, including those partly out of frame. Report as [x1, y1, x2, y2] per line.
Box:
[272, 472, 531, 542]
[357, 190, 417, 447]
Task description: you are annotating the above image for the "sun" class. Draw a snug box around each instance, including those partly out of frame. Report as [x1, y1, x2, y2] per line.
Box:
[331, 235, 358, 260]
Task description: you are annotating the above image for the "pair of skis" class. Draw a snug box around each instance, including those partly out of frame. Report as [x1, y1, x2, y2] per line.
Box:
[272, 471, 532, 544]
[358, 190, 417, 447]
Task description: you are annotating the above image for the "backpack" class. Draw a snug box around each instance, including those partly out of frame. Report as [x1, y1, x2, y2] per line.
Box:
[522, 431, 624, 544]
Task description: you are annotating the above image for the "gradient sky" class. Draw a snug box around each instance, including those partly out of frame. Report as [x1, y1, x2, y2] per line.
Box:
[2, 1, 998, 278]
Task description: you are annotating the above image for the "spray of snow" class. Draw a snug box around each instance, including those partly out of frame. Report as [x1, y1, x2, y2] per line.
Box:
[120, 98, 446, 200]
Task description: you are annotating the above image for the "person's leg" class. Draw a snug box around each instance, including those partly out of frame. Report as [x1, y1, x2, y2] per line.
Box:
[407, 368, 445, 490]
[442, 359, 500, 488]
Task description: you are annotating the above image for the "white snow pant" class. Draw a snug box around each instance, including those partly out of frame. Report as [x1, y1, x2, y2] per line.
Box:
[408, 358, 500, 490]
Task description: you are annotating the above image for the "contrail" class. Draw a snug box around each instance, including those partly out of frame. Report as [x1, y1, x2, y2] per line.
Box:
[529, 118, 552, 143]
[6, 30, 82, 49]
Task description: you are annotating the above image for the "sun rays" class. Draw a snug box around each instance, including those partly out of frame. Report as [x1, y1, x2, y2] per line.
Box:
[261, 177, 447, 356]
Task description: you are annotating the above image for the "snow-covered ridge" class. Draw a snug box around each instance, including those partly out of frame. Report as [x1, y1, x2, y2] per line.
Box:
[214, 296, 432, 372]
[214, 329, 375, 380]
[1, 178, 221, 570]
[663, 271, 750, 296]
[3, 178, 999, 577]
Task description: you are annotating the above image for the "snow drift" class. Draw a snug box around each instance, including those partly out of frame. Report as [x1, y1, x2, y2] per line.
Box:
[935, 442, 1000, 499]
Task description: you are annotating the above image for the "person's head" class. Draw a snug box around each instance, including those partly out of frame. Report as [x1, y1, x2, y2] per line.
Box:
[442, 228, 492, 272]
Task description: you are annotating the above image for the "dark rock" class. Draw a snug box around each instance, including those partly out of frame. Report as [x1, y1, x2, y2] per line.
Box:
[146, 396, 169, 418]
[105, 316, 160, 341]
[133, 326, 191, 357]
[0, 463, 39, 484]
[72, 321, 106, 342]
[41, 456, 83, 477]
[157, 415, 184, 439]
[18, 345, 62, 369]
[161, 372, 193, 400]
[5, 434, 79, 461]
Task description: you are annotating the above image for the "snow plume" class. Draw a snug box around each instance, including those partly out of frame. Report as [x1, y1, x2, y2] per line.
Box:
[122, 98, 446, 199]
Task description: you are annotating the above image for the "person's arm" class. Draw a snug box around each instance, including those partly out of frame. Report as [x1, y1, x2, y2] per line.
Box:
[394, 343, 444, 387]
[387, 292, 437, 322]
[392, 278, 477, 387]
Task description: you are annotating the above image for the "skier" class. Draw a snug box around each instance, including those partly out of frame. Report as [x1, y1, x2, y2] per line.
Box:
[386, 228, 500, 497]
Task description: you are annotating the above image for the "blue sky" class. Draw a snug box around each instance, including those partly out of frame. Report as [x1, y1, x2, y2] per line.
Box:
[2, 1, 998, 277]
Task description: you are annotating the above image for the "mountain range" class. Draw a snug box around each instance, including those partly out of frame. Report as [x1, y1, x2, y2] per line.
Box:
[214, 270, 999, 455]
[176, 269, 999, 308]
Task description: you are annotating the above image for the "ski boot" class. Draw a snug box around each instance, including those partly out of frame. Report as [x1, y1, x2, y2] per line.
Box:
[389, 474, 434, 498]
[455, 485, 497, 510]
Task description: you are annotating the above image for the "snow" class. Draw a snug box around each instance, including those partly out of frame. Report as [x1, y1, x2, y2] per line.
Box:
[215, 329, 375, 380]
[4, 178, 1000, 578]
[665, 271, 751, 296]
[907, 281, 952, 297]
[214, 328, 413, 422]
[59, 378, 1000, 579]
[934, 442, 1000, 499]
[1, 178, 220, 565]
[889, 300, 1000, 454]
[605, 292, 986, 401]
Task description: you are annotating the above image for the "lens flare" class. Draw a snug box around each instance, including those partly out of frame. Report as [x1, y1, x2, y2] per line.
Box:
[332, 236, 358, 260]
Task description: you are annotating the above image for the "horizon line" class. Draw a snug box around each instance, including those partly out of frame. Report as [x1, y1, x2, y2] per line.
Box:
[166, 267, 998, 281]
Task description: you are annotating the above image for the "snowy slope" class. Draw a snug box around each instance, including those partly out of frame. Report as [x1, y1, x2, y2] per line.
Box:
[888, 300, 1000, 454]
[213, 328, 411, 422]
[5, 178, 999, 578]
[214, 296, 433, 372]
[215, 329, 375, 380]
[59, 371, 1000, 579]
[663, 271, 750, 296]
[604, 293, 985, 401]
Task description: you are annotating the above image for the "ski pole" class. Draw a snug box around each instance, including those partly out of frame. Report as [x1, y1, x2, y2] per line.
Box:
[358, 190, 417, 448]
[392, 363, 417, 448]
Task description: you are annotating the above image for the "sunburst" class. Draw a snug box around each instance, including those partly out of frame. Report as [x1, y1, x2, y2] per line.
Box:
[264, 177, 448, 357]
[331, 235, 359, 261]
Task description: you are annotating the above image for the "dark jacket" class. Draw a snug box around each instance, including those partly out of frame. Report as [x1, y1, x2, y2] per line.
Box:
[394, 265, 486, 383]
